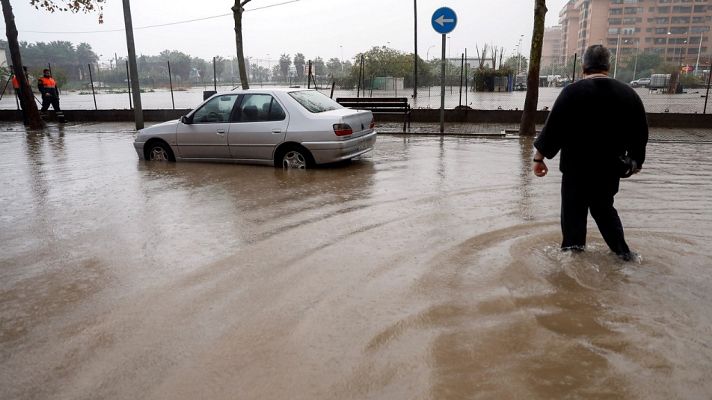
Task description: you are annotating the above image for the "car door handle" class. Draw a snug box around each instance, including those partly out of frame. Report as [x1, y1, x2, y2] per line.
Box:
[216, 129, 226, 135]
[271, 129, 282, 134]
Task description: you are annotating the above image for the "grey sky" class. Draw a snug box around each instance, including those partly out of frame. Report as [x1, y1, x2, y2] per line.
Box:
[3, 0, 568, 68]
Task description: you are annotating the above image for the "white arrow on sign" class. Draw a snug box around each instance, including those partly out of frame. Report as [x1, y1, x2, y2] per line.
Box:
[434, 15, 454, 27]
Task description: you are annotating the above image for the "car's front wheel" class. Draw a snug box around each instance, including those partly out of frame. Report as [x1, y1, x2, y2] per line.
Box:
[146, 141, 175, 162]
[277, 146, 313, 169]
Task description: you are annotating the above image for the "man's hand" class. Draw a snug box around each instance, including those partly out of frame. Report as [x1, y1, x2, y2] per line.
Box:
[533, 160, 548, 177]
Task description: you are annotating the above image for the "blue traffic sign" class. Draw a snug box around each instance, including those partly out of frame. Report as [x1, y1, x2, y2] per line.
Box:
[431, 7, 457, 34]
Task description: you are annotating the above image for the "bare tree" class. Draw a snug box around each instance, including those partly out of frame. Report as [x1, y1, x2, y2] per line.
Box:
[520, 0, 547, 136]
[232, 0, 251, 89]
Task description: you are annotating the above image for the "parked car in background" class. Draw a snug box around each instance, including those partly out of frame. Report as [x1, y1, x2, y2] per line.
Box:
[630, 77, 651, 88]
[133, 88, 377, 169]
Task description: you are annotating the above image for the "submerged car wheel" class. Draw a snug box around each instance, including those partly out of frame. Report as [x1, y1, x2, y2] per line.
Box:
[280, 147, 313, 169]
[147, 142, 175, 162]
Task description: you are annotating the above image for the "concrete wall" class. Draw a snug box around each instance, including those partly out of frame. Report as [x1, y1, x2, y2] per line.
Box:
[1, 108, 711, 129]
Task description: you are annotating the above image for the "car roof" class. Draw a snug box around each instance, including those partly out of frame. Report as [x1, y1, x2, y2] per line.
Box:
[229, 87, 315, 94]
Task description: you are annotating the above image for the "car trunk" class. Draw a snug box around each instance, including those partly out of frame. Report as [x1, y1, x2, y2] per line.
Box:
[340, 110, 373, 138]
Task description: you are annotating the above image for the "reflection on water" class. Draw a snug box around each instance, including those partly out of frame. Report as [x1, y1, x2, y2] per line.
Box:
[0, 125, 711, 399]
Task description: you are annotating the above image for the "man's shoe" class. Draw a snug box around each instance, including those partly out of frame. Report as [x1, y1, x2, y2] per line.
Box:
[618, 251, 640, 262]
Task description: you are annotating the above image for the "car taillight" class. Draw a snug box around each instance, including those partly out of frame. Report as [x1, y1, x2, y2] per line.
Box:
[333, 123, 352, 136]
[369, 118, 375, 129]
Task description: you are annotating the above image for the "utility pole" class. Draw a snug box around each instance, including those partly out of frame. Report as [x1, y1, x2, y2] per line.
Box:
[413, 0, 418, 98]
[122, 0, 143, 130]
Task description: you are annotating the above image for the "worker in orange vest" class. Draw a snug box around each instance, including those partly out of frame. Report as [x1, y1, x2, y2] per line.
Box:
[11, 66, 30, 125]
[38, 68, 61, 113]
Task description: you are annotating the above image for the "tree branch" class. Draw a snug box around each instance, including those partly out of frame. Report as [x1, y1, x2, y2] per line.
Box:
[240, 0, 252, 6]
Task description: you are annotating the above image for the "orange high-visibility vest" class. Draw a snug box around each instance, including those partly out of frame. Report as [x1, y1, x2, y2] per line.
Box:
[12, 75, 20, 89]
[38, 76, 57, 88]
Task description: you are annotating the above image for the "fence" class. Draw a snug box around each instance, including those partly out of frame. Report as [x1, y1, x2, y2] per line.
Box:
[1, 57, 710, 114]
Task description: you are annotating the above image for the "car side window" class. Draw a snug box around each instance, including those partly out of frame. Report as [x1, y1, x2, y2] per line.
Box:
[235, 94, 286, 122]
[193, 95, 239, 123]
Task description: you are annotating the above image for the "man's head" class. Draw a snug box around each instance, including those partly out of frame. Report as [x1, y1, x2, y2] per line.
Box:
[582, 45, 611, 75]
[43, 69, 51, 77]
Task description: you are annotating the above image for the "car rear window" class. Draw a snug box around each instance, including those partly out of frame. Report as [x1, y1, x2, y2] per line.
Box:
[289, 90, 343, 113]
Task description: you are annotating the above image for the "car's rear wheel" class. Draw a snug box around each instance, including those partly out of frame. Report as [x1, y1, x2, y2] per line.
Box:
[146, 141, 175, 162]
[277, 146, 313, 169]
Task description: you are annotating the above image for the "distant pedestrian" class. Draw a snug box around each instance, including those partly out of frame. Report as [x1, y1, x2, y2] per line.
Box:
[531, 44, 649, 261]
[11, 66, 30, 125]
[38, 69, 60, 112]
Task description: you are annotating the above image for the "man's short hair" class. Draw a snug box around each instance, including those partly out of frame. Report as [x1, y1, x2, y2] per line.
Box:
[43, 69, 50, 73]
[583, 45, 611, 74]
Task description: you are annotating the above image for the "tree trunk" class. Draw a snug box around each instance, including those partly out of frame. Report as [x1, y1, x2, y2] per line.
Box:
[232, 0, 251, 90]
[2, 0, 43, 129]
[519, 0, 547, 136]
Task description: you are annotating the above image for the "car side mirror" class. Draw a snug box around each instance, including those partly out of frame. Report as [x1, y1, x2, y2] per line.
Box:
[180, 115, 191, 125]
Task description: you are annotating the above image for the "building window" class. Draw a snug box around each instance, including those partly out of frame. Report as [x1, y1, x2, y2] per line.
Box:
[672, 6, 692, 12]
[671, 16, 691, 23]
[669, 26, 689, 34]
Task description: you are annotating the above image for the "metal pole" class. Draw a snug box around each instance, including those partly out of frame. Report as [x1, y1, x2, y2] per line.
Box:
[48, 62, 60, 95]
[704, 56, 711, 114]
[88, 63, 97, 110]
[572, 53, 577, 82]
[122, 0, 143, 129]
[632, 40, 640, 80]
[459, 53, 463, 107]
[440, 33, 446, 134]
[213, 56, 217, 91]
[613, 33, 620, 79]
[464, 48, 468, 105]
[307, 60, 312, 89]
[125, 60, 132, 109]
[167, 60, 175, 110]
[413, 0, 418, 98]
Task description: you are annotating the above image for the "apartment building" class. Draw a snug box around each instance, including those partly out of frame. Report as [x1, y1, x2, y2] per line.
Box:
[557, 0, 712, 68]
[542, 26, 564, 69]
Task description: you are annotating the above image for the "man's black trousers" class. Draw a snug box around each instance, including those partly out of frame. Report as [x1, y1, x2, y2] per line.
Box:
[560, 172, 630, 255]
[41, 95, 60, 111]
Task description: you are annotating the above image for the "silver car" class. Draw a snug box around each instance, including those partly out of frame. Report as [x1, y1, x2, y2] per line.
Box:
[133, 88, 377, 169]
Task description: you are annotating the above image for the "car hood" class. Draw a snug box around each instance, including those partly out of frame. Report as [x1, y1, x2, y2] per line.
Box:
[138, 119, 179, 137]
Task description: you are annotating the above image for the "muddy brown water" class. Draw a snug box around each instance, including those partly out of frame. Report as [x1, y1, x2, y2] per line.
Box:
[1, 123, 711, 399]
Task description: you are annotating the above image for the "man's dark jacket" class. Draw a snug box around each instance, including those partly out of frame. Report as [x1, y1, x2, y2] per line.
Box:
[534, 76, 648, 175]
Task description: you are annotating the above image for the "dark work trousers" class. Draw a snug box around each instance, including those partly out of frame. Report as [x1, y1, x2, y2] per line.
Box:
[560, 172, 630, 255]
[41, 94, 60, 112]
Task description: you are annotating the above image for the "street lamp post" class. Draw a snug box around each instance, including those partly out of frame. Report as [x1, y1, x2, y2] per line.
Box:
[613, 32, 621, 79]
[516, 34, 524, 78]
[694, 28, 709, 75]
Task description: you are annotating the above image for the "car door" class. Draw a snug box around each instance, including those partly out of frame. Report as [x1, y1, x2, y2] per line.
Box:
[228, 94, 288, 161]
[176, 94, 239, 159]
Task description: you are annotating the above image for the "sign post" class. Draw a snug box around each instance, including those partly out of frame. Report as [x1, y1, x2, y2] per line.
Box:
[431, 7, 457, 133]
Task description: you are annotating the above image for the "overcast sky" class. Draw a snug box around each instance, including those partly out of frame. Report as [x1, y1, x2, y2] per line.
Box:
[3, 0, 568, 68]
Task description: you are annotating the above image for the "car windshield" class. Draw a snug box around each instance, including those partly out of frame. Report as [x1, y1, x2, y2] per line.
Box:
[288, 90, 343, 113]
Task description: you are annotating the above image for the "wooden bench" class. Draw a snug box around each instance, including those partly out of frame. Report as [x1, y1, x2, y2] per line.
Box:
[336, 97, 411, 132]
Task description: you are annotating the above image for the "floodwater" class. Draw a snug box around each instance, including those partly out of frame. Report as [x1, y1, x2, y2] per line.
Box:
[1, 123, 711, 399]
[0, 85, 708, 113]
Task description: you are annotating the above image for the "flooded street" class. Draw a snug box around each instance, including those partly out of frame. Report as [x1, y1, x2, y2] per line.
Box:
[1, 123, 711, 399]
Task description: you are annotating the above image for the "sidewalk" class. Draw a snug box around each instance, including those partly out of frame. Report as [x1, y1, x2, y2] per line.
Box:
[377, 122, 712, 142]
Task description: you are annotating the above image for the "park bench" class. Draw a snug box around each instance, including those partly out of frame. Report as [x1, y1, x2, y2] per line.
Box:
[336, 97, 411, 132]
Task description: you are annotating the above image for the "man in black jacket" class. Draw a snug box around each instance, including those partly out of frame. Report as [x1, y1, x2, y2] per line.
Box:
[532, 45, 648, 261]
